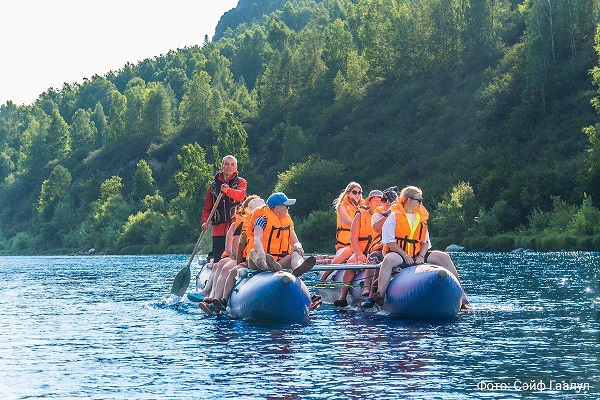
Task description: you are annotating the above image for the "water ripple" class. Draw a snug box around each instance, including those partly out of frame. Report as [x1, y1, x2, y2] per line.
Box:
[0, 253, 598, 399]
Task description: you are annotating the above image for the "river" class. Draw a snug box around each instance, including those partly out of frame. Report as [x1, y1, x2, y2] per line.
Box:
[0, 252, 598, 399]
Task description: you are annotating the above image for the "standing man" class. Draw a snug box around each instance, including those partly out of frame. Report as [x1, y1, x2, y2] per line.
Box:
[202, 155, 247, 262]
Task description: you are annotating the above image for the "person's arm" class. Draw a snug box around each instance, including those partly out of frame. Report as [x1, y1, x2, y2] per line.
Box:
[253, 217, 268, 269]
[221, 177, 247, 202]
[224, 222, 236, 256]
[413, 230, 431, 264]
[290, 228, 304, 256]
[349, 213, 366, 263]
[337, 201, 353, 226]
[382, 213, 413, 265]
[371, 208, 391, 233]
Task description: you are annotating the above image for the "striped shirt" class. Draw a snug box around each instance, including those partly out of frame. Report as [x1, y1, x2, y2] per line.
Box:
[254, 215, 267, 231]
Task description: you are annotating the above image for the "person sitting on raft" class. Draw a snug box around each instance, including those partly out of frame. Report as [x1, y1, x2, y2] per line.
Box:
[371, 186, 399, 234]
[198, 196, 258, 299]
[247, 192, 316, 277]
[200, 197, 262, 304]
[199, 196, 265, 315]
[320, 182, 363, 282]
[333, 189, 384, 307]
[361, 186, 399, 308]
[369, 185, 468, 308]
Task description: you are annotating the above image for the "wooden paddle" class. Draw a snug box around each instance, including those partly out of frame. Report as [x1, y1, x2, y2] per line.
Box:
[170, 192, 223, 297]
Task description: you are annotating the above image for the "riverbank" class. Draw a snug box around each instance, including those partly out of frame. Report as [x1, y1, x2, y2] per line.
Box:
[437, 233, 600, 252]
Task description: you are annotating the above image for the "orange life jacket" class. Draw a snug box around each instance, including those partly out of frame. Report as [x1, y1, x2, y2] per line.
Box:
[222, 213, 243, 258]
[355, 206, 382, 255]
[336, 196, 361, 249]
[245, 206, 294, 261]
[390, 202, 429, 258]
[232, 212, 250, 258]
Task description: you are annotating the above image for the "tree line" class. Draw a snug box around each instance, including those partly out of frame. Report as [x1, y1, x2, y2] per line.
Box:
[1, 0, 600, 254]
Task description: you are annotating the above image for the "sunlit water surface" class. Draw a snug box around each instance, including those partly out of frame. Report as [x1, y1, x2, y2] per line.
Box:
[0, 252, 598, 399]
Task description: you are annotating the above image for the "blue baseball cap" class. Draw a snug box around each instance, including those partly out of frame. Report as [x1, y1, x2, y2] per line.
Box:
[267, 192, 296, 208]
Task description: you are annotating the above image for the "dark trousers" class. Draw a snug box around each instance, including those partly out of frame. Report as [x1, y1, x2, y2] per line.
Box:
[212, 236, 226, 262]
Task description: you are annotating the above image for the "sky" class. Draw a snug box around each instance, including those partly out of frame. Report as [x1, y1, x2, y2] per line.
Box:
[0, 0, 239, 106]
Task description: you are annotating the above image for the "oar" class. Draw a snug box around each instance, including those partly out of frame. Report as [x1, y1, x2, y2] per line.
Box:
[170, 192, 223, 297]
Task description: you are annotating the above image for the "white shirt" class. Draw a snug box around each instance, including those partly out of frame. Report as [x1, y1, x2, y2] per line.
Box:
[382, 212, 431, 249]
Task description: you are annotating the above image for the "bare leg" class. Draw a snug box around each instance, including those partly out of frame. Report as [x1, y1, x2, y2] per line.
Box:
[199, 262, 216, 296]
[362, 274, 373, 297]
[221, 264, 245, 302]
[212, 259, 238, 299]
[320, 247, 352, 281]
[336, 269, 357, 304]
[426, 251, 460, 280]
[426, 250, 469, 306]
[373, 252, 403, 304]
[204, 258, 229, 297]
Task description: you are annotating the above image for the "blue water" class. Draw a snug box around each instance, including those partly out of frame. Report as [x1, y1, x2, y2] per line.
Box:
[0, 252, 598, 399]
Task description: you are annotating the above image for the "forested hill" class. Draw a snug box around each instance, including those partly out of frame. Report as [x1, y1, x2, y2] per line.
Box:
[2, 0, 600, 255]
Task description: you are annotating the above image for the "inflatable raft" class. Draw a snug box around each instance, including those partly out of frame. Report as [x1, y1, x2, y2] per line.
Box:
[189, 264, 311, 322]
[314, 263, 465, 319]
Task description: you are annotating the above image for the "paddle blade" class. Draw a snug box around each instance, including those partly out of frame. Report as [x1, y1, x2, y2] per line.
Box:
[171, 266, 191, 296]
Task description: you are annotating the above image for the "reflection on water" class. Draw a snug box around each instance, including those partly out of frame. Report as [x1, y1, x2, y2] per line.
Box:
[0, 252, 598, 399]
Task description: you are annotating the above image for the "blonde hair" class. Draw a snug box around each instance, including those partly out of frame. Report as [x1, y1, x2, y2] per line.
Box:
[240, 194, 260, 215]
[333, 181, 362, 208]
[399, 186, 423, 204]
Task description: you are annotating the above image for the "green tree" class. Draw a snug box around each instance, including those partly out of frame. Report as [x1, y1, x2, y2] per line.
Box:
[322, 19, 355, 75]
[172, 143, 213, 228]
[131, 159, 156, 202]
[569, 194, 600, 235]
[17, 115, 47, 174]
[356, 0, 404, 79]
[124, 78, 146, 137]
[164, 67, 189, 100]
[332, 49, 369, 104]
[141, 82, 173, 140]
[46, 107, 72, 162]
[279, 123, 310, 169]
[431, 182, 479, 237]
[91, 102, 108, 148]
[232, 29, 266, 88]
[107, 90, 127, 143]
[179, 71, 216, 135]
[88, 175, 132, 251]
[215, 110, 251, 174]
[582, 24, 600, 202]
[206, 49, 235, 96]
[275, 155, 345, 218]
[256, 20, 295, 112]
[70, 109, 97, 156]
[37, 165, 72, 222]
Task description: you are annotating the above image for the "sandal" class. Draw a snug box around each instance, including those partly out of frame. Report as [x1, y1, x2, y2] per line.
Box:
[333, 299, 349, 307]
[292, 256, 316, 277]
[265, 254, 282, 272]
[372, 291, 385, 306]
[362, 298, 375, 308]
[198, 302, 214, 316]
[310, 294, 322, 310]
[212, 298, 227, 313]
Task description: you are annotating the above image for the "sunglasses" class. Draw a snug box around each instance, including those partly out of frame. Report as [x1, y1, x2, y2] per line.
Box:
[350, 190, 363, 195]
[410, 197, 423, 204]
